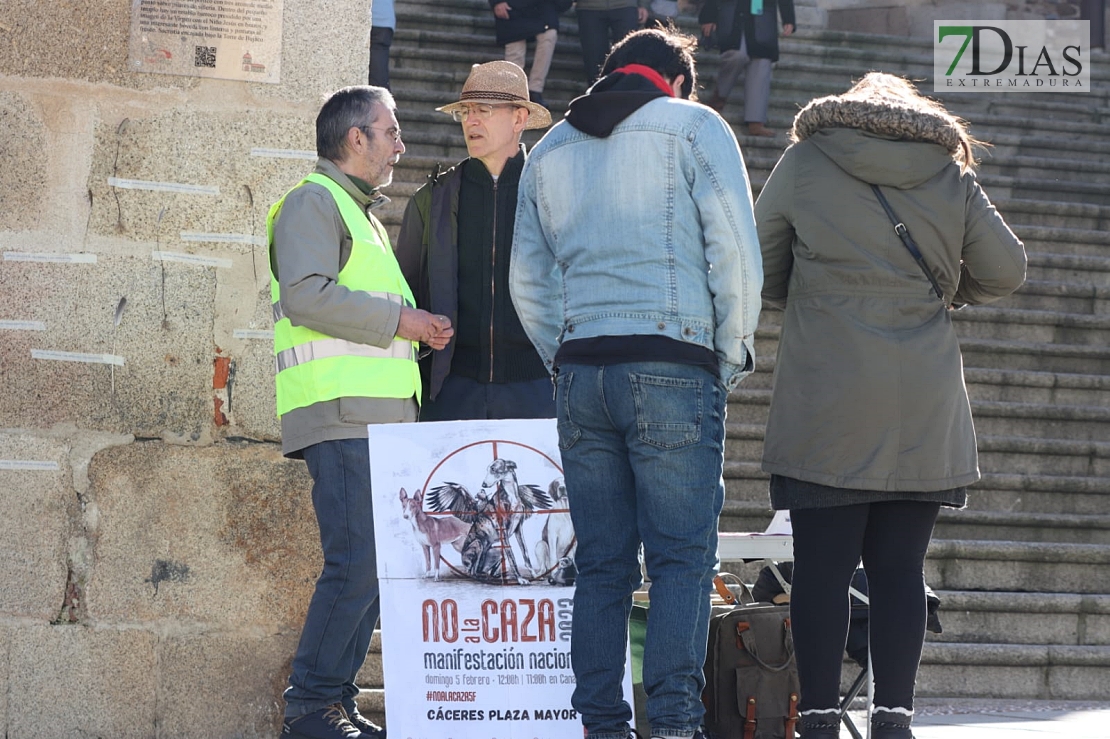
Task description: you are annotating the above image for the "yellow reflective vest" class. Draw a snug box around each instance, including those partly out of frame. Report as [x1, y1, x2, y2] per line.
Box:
[268, 173, 420, 417]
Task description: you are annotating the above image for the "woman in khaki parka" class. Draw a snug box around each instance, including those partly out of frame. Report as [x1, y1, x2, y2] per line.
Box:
[755, 73, 1027, 739]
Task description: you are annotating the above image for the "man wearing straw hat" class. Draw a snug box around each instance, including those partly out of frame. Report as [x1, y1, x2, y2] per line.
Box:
[396, 60, 556, 422]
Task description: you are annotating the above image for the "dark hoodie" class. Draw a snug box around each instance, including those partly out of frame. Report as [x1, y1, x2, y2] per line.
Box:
[565, 68, 670, 138]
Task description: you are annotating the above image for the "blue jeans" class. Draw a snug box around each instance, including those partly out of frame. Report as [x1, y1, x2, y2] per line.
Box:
[555, 362, 727, 739]
[284, 438, 380, 718]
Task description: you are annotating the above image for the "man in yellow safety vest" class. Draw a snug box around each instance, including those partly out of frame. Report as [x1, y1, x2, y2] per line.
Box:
[268, 85, 453, 739]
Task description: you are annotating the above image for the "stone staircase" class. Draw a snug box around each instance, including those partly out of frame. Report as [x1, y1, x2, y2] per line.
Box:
[356, 0, 1110, 717]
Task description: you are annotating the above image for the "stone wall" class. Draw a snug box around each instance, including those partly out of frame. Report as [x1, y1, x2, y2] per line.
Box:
[0, 2, 372, 736]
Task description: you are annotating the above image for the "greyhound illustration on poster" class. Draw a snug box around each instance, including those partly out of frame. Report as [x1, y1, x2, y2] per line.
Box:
[369, 419, 631, 739]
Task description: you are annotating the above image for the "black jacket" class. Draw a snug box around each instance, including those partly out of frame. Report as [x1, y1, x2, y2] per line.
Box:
[699, 0, 795, 62]
[395, 148, 547, 401]
[490, 0, 573, 46]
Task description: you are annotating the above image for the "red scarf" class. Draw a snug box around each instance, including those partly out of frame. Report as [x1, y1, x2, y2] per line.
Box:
[613, 64, 674, 97]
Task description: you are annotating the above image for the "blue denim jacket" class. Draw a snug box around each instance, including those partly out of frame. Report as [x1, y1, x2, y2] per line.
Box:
[509, 96, 763, 389]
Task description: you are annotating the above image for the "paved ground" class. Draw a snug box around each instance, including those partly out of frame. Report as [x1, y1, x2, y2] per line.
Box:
[844, 700, 1110, 738]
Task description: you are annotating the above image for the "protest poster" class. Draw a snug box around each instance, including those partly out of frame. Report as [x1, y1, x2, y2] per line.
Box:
[369, 418, 634, 739]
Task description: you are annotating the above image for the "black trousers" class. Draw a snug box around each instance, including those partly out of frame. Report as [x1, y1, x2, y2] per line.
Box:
[368, 26, 394, 90]
[576, 6, 640, 82]
[789, 500, 941, 713]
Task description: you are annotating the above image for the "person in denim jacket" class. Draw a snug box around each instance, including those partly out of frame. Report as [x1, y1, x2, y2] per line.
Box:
[510, 27, 763, 739]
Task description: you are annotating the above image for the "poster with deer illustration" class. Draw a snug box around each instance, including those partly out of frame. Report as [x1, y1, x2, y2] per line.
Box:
[368, 418, 633, 739]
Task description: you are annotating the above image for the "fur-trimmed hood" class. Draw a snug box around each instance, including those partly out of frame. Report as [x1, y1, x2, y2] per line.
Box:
[789, 96, 969, 189]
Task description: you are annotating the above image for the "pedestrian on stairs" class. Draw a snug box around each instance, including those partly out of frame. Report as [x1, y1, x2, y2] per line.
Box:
[395, 61, 556, 421]
[699, 0, 794, 137]
[368, 0, 395, 90]
[490, 0, 574, 107]
[754, 72, 1028, 739]
[576, 0, 652, 82]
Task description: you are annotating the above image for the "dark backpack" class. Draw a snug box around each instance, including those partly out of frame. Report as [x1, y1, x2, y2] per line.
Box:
[703, 581, 799, 739]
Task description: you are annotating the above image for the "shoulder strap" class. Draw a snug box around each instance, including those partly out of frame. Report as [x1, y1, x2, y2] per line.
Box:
[870, 184, 946, 302]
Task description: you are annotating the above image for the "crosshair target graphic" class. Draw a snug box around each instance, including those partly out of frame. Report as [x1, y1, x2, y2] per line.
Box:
[417, 440, 575, 586]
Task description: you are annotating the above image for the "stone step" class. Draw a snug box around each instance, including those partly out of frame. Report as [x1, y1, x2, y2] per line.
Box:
[722, 462, 1110, 516]
[963, 369, 1110, 409]
[734, 69, 1110, 134]
[728, 328, 1110, 388]
[951, 306, 1110, 345]
[925, 539, 1110, 594]
[996, 280, 1110, 316]
[727, 392, 1110, 448]
[1024, 253, 1110, 288]
[928, 591, 1110, 646]
[915, 642, 1110, 700]
[718, 497, 1110, 545]
[727, 417, 1110, 478]
[969, 472, 1110, 517]
[959, 336, 1110, 375]
[714, 531, 1110, 593]
[996, 198, 1110, 233]
[1013, 225, 1110, 258]
[933, 509, 1110, 546]
[988, 131, 1110, 163]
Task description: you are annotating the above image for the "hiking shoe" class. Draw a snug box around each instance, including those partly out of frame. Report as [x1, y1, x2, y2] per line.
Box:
[346, 708, 386, 739]
[282, 704, 361, 739]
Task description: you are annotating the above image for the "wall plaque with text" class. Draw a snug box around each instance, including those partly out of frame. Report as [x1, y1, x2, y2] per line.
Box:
[129, 0, 283, 84]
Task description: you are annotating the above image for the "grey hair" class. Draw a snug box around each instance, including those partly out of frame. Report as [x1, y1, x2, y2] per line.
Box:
[316, 85, 396, 162]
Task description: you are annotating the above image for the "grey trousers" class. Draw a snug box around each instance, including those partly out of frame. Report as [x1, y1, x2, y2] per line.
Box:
[715, 37, 773, 124]
[505, 28, 558, 94]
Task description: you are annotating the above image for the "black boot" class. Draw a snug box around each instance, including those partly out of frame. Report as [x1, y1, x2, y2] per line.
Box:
[871, 709, 913, 739]
[798, 716, 840, 738]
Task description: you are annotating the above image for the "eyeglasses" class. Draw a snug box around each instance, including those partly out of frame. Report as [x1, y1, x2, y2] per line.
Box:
[450, 104, 520, 123]
[358, 125, 403, 143]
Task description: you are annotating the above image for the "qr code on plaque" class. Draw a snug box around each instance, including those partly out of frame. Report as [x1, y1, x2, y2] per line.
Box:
[194, 45, 217, 68]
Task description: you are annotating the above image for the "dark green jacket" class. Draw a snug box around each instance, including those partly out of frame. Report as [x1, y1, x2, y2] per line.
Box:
[756, 97, 1027, 493]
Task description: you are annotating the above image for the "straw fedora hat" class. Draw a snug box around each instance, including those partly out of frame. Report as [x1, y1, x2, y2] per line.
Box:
[436, 60, 552, 130]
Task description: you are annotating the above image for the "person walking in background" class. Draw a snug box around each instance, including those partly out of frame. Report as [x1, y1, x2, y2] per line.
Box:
[699, 0, 794, 137]
[755, 72, 1027, 739]
[511, 28, 763, 739]
[644, 0, 680, 29]
[491, 0, 573, 106]
[368, 0, 395, 90]
[576, 0, 650, 82]
[395, 61, 555, 422]
[269, 85, 452, 739]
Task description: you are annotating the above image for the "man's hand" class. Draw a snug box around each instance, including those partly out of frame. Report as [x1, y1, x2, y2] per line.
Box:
[397, 307, 454, 351]
[637, 7, 649, 24]
[702, 22, 717, 37]
[782, 23, 795, 36]
[493, 2, 511, 19]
